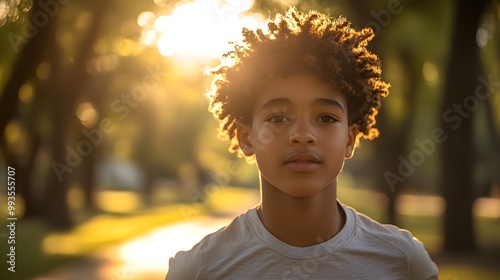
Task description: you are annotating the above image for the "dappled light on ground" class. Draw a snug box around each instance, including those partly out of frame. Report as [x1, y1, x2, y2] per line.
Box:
[39, 202, 196, 256]
[42, 235, 81, 255]
[97, 191, 142, 213]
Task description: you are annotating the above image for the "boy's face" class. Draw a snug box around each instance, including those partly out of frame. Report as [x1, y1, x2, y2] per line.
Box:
[237, 73, 357, 198]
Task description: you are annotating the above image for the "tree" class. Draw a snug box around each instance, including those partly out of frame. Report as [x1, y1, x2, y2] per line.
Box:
[440, 0, 489, 253]
[0, 0, 59, 218]
[44, 0, 112, 229]
[343, 0, 422, 225]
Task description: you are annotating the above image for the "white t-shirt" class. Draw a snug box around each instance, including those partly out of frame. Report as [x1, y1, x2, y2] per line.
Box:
[166, 203, 438, 279]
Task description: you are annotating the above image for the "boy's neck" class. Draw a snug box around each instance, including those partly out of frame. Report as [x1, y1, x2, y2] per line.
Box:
[256, 178, 345, 247]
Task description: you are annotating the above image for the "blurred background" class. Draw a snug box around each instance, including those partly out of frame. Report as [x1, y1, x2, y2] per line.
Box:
[0, 0, 499, 279]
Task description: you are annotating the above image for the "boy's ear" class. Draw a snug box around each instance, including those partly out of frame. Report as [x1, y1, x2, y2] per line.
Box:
[345, 124, 358, 159]
[236, 123, 255, 156]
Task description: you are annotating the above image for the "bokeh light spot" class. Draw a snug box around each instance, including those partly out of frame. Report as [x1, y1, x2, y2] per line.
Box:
[422, 62, 439, 83]
[137, 11, 155, 27]
[76, 102, 99, 128]
[114, 38, 135, 56]
[36, 62, 52, 80]
[4, 121, 22, 144]
[141, 28, 156, 46]
[19, 83, 34, 104]
[76, 12, 93, 30]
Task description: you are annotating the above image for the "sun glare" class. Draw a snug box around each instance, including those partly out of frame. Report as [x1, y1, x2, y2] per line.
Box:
[139, 0, 265, 58]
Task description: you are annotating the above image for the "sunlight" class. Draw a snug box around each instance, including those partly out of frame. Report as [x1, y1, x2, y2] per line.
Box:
[139, 0, 265, 58]
[116, 217, 231, 273]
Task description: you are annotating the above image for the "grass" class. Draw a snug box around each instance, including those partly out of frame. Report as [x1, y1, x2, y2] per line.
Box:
[2, 185, 499, 279]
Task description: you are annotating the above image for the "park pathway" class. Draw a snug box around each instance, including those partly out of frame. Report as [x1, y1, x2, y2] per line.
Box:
[31, 214, 234, 280]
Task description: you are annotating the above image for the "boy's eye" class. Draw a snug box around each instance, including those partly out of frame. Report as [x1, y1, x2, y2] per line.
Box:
[317, 115, 338, 123]
[266, 115, 289, 123]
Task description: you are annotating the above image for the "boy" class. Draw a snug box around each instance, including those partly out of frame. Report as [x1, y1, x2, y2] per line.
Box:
[166, 7, 438, 279]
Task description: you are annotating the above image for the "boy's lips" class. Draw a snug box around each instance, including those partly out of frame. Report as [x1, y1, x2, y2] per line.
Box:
[284, 152, 321, 163]
[283, 153, 321, 172]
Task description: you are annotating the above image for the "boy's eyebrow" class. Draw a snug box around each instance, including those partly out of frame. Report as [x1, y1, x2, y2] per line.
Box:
[314, 98, 345, 112]
[259, 97, 345, 112]
[259, 98, 292, 111]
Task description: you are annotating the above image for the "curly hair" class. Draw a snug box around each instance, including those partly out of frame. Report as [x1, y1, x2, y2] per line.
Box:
[207, 7, 390, 155]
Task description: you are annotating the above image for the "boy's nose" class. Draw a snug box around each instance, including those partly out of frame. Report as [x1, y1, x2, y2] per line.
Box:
[289, 119, 317, 145]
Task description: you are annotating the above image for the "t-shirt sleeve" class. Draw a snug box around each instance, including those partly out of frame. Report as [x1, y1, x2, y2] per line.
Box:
[165, 250, 200, 280]
[405, 234, 439, 280]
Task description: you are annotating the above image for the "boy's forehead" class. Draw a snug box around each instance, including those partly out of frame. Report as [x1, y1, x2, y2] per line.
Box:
[254, 73, 346, 109]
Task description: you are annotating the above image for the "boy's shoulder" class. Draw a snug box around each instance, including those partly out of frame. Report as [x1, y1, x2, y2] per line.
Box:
[343, 203, 438, 277]
[345, 203, 424, 253]
[166, 209, 257, 279]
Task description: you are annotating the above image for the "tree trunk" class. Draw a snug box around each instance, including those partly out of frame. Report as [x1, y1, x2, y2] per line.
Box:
[0, 0, 55, 133]
[440, 0, 489, 253]
[17, 134, 42, 218]
[0, 0, 57, 219]
[381, 48, 420, 225]
[45, 0, 111, 229]
[345, 1, 418, 225]
[484, 97, 500, 186]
